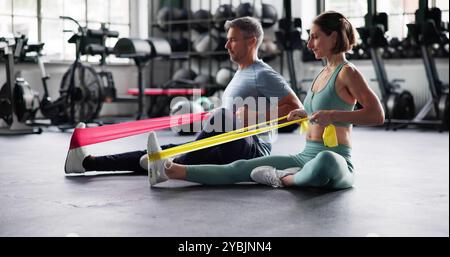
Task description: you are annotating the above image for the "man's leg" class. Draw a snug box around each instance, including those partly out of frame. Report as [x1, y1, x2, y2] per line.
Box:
[83, 143, 183, 173]
[173, 108, 261, 165]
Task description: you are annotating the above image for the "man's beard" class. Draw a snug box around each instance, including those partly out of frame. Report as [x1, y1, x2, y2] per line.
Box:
[229, 52, 243, 63]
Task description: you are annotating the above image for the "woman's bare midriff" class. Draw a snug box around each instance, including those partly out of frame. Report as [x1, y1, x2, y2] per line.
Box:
[306, 124, 352, 147]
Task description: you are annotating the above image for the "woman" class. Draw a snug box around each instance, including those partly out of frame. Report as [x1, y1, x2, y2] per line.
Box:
[148, 11, 385, 189]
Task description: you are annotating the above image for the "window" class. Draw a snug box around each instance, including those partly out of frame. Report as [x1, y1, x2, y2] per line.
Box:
[324, 0, 368, 29]
[376, 0, 449, 39]
[377, 0, 419, 38]
[0, 0, 38, 41]
[434, 0, 449, 23]
[1, 0, 131, 62]
[41, 0, 130, 61]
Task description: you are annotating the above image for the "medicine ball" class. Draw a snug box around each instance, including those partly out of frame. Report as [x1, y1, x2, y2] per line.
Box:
[157, 7, 178, 32]
[261, 4, 278, 28]
[259, 37, 280, 62]
[194, 33, 222, 53]
[192, 9, 212, 33]
[214, 36, 229, 61]
[168, 37, 190, 52]
[216, 67, 235, 87]
[235, 2, 261, 18]
[193, 33, 229, 57]
[157, 7, 189, 31]
[172, 68, 197, 82]
[170, 100, 204, 136]
[214, 4, 235, 31]
[176, 8, 191, 31]
[194, 74, 214, 86]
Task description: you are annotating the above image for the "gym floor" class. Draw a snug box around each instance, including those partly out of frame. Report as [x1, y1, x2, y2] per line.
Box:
[0, 126, 448, 237]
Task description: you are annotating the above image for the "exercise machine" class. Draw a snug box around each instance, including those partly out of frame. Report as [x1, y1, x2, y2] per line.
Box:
[357, 11, 416, 129]
[404, 1, 449, 131]
[113, 37, 172, 120]
[0, 37, 41, 135]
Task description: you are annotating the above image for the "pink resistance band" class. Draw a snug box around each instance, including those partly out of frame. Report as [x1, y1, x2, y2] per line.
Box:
[69, 112, 210, 150]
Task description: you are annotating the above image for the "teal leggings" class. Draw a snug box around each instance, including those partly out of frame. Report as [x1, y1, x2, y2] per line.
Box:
[186, 141, 355, 189]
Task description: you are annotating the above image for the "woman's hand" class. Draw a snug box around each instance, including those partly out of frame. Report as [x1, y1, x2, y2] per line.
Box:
[310, 111, 334, 127]
[287, 109, 308, 121]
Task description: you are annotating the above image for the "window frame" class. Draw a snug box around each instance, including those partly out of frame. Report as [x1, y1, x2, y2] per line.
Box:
[1, 0, 131, 63]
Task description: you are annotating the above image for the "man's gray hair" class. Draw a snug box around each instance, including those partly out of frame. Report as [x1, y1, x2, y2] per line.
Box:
[224, 16, 264, 49]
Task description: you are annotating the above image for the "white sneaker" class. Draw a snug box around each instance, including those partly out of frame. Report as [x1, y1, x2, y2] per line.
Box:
[139, 154, 148, 171]
[147, 132, 168, 187]
[140, 153, 173, 172]
[250, 166, 300, 188]
[64, 123, 87, 174]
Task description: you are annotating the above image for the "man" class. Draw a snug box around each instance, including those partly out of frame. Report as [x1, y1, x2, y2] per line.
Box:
[65, 17, 301, 177]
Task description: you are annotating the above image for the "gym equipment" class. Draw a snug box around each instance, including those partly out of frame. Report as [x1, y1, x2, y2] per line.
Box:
[275, 0, 307, 133]
[157, 7, 189, 32]
[277, 18, 304, 51]
[169, 100, 204, 135]
[213, 4, 235, 31]
[0, 37, 41, 135]
[402, 1, 449, 131]
[79, 23, 121, 105]
[383, 37, 404, 59]
[259, 37, 281, 62]
[168, 37, 191, 53]
[192, 9, 212, 33]
[193, 33, 217, 53]
[193, 74, 214, 86]
[236, 2, 262, 19]
[261, 4, 278, 28]
[193, 33, 227, 58]
[2, 30, 101, 128]
[147, 116, 333, 162]
[68, 112, 210, 150]
[143, 69, 216, 118]
[114, 36, 172, 120]
[176, 8, 191, 31]
[58, 16, 110, 125]
[62, 17, 174, 124]
[172, 68, 197, 83]
[358, 12, 416, 128]
[215, 67, 235, 87]
[402, 25, 421, 58]
[301, 32, 317, 62]
[127, 88, 205, 96]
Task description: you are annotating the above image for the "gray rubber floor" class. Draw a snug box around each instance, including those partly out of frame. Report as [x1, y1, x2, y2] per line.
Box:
[0, 126, 448, 237]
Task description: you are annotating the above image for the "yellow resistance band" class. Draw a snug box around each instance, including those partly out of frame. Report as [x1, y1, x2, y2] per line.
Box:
[148, 116, 339, 162]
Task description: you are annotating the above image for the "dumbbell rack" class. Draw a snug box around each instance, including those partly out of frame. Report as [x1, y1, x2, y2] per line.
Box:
[147, 1, 285, 100]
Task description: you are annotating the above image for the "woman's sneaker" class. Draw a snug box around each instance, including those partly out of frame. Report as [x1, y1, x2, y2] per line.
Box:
[250, 166, 300, 188]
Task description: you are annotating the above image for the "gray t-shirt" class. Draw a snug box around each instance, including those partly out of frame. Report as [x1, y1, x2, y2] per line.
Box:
[221, 60, 294, 155]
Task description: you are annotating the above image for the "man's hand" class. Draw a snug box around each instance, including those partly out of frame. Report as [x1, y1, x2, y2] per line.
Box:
[236, 106, 259, 127]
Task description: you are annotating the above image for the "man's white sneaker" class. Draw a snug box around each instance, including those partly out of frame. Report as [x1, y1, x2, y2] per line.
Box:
[147, 132, 168, 187]
[250, 166, 300, 188]
[64, 123, 87, 174]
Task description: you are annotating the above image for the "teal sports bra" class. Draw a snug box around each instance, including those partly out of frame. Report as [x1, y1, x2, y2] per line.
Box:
[303, 62, 355, 127]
